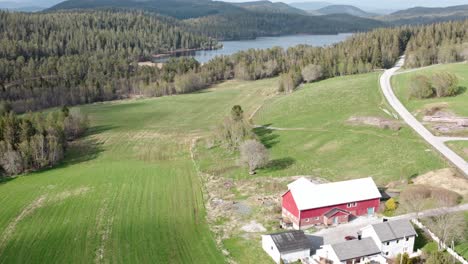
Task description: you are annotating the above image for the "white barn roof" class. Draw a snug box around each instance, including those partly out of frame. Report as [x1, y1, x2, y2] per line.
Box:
[288, 177, 381, 211]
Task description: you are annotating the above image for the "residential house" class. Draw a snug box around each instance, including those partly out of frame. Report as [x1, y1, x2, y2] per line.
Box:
[361, 219, 417, 258]
[313, 237, 387, 264]
[282, 177, 381, 229]
[262, 230, 312, 264]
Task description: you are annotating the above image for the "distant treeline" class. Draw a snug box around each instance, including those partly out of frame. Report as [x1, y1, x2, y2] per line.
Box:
[0, 105, 88, 176]
[1, 11, 467, 113]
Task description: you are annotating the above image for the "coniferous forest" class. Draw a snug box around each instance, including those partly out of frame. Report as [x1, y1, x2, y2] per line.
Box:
[1, 10, 468, 114]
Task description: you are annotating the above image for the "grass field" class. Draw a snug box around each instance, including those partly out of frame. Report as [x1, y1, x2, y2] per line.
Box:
[0, 79, 277, 263]
[197, 72, 446, 184]
[447, 141, 468, 160]
[392, 63, 468, 117]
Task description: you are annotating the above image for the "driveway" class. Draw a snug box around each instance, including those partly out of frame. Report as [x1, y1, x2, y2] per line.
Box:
[379, 57, 468, 176]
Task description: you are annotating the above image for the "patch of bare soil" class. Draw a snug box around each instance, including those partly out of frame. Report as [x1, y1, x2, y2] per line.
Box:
[412, 168, 468, 197]
[346, 116, 402, 131]
[422, 107, 468, 135]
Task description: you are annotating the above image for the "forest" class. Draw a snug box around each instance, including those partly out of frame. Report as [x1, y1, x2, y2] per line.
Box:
[1, 10, 467, 114]
[0, 105, 88, 176]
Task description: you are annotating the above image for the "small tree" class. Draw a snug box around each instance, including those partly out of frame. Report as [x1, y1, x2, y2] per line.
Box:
[231, 105, 244, 122]
[399, 185, 431, 217]
[301, 64, 323, 83]
[409, 75, 433, 99]
[432, 72, 459, 97]
[239, 139, 269, 175]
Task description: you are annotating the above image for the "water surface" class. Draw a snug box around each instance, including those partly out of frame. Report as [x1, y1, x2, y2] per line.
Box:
[156, 33, 353, 63]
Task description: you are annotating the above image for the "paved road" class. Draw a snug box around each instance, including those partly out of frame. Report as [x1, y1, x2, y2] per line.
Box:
[380, 57, 468, 176]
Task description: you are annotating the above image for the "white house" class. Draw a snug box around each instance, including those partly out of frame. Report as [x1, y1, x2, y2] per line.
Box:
[313, 237, 387, 264]
[262, 230, 312, 264]
[361, 219, 417, 258]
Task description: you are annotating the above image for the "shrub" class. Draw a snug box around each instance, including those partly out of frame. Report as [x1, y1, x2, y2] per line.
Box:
[409, 75, 433, 99]
[385, 198, 397, 211]
[432, 72, 459, 97]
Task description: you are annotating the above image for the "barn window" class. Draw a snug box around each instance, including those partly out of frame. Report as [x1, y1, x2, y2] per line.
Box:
[305, 218, 310, 223]
[314, 217, 320, 220]
[347, 202, 357, 208]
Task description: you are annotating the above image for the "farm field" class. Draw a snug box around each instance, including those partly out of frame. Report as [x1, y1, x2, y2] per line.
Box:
[0, 79, 277, 263]
[197, 72, 446, 184]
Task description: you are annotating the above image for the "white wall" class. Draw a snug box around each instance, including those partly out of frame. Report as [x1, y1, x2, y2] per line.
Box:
[262, 235, 281, 264]
[282, 249, 310, 263]
[380, 236, 415, 258]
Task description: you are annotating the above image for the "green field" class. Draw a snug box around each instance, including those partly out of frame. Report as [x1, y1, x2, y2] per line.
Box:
[0, 73, 449, 263]
[0, 80, 276, 263]
[392, 63, 468, 117]
[198, 73, 446, 184]
[447, 141, 468, 160]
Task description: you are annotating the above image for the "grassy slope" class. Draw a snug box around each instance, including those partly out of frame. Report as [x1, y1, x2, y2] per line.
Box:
[392, 63, 468, 117]
[0, 79, 276, 263]
[198, 73, 446, 184]
[447, 141, 468, 160]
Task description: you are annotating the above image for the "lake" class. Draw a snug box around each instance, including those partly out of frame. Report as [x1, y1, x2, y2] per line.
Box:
[155, 33, 353, 63]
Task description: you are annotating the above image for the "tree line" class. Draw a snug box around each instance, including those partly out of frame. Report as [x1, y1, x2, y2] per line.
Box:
[1, 11, 468, 113]
[0, 105, 88, 177]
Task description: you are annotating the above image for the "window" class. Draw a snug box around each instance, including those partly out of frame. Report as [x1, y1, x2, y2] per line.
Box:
[271, 246, 273, 250]
[347, 202, 357, 208]
[305, 218, 310, 223]
[406, 237, 409, 241]
[396, 239, 399, 243]
[385, 252, 389, 256]
[386, 242, 390, 246]
[314, 217, 320, 220]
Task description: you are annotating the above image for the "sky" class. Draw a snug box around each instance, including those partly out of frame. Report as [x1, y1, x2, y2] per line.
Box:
[223, 0, 468, 9]
[1, 0, 468, 10]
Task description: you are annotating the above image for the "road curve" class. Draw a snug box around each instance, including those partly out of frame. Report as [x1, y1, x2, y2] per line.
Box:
[380, 57, 468, 176]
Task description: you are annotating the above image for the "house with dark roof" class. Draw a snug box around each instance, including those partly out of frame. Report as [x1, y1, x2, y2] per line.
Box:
[262, 230, 312, 264]
[361, 219, 417, 258]
[313, 237, 387, 264]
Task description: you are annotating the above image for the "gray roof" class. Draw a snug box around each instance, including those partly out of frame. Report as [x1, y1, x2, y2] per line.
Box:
[371, 219, 417, 242]
[331, 238, 381, 261]
[269, 230, 312, 254]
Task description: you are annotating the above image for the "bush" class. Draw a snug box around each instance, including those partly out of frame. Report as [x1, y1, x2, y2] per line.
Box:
[432, 72, 459, 97]
[385, 198, 397, 211]
[409, 75, 433, 99]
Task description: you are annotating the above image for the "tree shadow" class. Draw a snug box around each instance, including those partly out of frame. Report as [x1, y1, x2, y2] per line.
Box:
[253, 124, 280, 148]
[63, 138, 105, 167]
[265, 157, 295, 171]
[455, 86, 467, 96]
[0, 175, 16, 185]
[85, 125, 118, 137]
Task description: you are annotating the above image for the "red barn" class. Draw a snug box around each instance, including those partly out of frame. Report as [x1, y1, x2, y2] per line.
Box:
[282, 177, 381, 230]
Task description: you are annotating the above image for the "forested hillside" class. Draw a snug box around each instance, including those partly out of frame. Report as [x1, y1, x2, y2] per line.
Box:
[185, 12, 385, 40]
[0, 11, 216, 112]
[1, 10, 467, 114]
[47, 0, 387, 40]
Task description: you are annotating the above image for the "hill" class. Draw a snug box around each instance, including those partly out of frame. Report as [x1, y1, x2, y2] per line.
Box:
[382, 5, 468, 25]
[47, 0, 387, 40]
[289, 1, 332, 11]
[48, 0, 245, 19]
[316, 5, 376, 17]
[233, 0, 307, 15]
